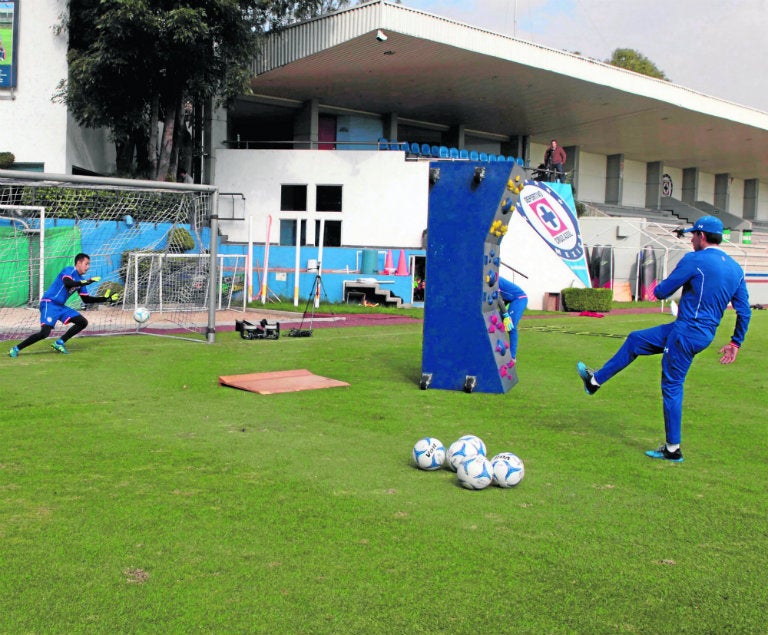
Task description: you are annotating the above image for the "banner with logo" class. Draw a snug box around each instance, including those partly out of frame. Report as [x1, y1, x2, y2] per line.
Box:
[0, 0, 18, 89]
[515, 181, 591, 288]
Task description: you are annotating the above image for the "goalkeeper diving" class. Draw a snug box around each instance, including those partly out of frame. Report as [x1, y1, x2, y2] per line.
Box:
[9, 253, 120, 357]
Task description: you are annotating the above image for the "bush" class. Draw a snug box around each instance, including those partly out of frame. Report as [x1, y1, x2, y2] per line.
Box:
[167, 227, 195, 252]
[561, 287, 613, 312]
[0, 152, 15, 169]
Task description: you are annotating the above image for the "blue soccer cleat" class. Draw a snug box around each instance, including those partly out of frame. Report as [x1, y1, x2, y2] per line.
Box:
[9, 346, 19, 358]
[645, 444, 684, 462]
[577, 361, 599, 395]
[51, 339, 69, 354]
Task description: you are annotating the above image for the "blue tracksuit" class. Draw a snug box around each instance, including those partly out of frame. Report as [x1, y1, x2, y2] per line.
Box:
[498, 278, 528, 359]
[593, 247, 750, 445]
[39, 265, 91, 328]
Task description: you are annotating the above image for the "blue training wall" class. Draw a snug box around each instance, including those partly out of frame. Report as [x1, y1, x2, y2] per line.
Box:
[421, 161, 527, 394]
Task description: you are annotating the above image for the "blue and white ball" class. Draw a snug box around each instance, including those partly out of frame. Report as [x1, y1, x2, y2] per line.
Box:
[457, 455, 494, 490]
[491, 452, 525, 488]
[134, 307, 151, 324]
[446, 434, 486, 472]
[412, 437, 446, 471]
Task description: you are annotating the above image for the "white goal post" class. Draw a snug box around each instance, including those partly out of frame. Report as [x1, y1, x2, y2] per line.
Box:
[0, 169, 232, 343]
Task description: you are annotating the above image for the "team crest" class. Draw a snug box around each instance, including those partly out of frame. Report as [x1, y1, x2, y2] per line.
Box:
[516, 182, 584, 260]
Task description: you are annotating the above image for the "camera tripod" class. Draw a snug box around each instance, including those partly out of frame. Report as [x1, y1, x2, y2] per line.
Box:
[288, 271, 332, 337]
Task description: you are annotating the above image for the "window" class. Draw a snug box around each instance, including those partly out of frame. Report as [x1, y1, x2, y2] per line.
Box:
[281, 185, 307, 211]
[317, 220, 341, 247]
[279, 219, 307, 246]
[316, 185, 342, 212]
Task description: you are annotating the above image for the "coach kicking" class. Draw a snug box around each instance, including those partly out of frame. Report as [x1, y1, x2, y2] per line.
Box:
[9, 252, 119, 357]
[576, 216, 751, 462]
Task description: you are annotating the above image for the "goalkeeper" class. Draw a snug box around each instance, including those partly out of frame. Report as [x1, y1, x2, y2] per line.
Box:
[9, 253, 120, 357]
[498, 277, 528, 365]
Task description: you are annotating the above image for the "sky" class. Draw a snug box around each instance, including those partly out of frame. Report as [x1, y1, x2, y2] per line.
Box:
[401, 0, 768, 113]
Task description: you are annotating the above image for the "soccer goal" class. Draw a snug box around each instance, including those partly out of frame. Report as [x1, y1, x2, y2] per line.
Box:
[0, 170, 232, 343]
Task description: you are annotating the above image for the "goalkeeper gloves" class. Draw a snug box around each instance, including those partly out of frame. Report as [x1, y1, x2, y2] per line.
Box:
[103, 291, 120, 303]
[502, 313, 514, 332]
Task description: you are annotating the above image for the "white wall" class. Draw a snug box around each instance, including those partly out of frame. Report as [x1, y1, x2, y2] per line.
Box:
[0, 0, 112, 174]
[213, 149, 430, 247]
[622, 159, 646, 207]
[577, 151, 607, 203]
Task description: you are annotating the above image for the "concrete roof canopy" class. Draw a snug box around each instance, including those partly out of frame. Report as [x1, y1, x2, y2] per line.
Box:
[243, 0, 768, 182]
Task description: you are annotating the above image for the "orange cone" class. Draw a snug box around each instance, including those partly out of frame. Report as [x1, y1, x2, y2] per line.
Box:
[382, 249, 394, 274]
[395, 249, 409, 276]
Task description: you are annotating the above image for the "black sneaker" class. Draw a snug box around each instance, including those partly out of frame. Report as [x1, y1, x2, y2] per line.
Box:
[645, 444, 684, 462]
[577, 361, 599, 395]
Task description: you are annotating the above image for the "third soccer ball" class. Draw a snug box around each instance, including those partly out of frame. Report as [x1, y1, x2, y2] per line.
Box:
[134, 307, 151, 324]
[456, 455, 493, 490]
[446, 434, 486, 472]
[490, 452, 525, 488]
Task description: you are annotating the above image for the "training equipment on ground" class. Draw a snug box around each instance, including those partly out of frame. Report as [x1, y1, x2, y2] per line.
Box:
[446, 434, 486, 471]
[456, 455, 494, 490]
[490, 452, 525, 487]
[134, 307, 151, 324]
[412, 437, 446, 471]
[236, 319, 280, 340]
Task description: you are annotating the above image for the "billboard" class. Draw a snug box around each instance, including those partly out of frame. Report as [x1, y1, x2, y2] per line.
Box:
[0, 0, 18, 88]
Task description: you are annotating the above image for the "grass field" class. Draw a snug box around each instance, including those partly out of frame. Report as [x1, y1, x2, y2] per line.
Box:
[1, 309, 766, 634]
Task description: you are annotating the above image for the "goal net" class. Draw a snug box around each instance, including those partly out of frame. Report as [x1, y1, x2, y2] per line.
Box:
[0, 171, 237, 344]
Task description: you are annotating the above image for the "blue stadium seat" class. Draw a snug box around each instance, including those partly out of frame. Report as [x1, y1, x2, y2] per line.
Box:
[479, 152, 488, 161]
[496, 154, 506, 162]
[378, 137, 389, 150]
[431, 145, 440, 157]
[410, 142, 421, 156]
[449, 147, 460, 159]
[507, 156, 517, 162]
[488, 154, 497, 162]
[397, 141, 409, 152]
[516, 157, 525, 166]
[439, 146, 449, 158]
[421, 143, 431, 156]
[459, 149, 469, 159]
[469, 150, 479, 161]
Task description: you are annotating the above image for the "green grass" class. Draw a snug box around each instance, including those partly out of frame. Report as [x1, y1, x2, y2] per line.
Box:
[1, 310, 766, 634]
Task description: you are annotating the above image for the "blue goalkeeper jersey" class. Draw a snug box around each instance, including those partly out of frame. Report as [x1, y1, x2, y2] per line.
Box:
[498, 278, 527, 303]
[654, 246, 751, 346]
[44, 266, 89, 305]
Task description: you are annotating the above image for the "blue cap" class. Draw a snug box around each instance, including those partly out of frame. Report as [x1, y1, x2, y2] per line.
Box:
[682, 215, 723, 235]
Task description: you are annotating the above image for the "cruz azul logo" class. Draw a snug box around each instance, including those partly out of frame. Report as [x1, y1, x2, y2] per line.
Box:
[516, 182, 584, 260]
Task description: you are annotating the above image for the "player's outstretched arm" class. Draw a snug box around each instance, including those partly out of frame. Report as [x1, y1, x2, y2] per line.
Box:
[718, 342, 739, 365]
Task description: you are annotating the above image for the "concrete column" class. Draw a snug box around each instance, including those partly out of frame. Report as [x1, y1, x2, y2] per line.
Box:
[605, 154, 623, 205]
[714, 173, 731, 213]
[682, 168, 698, 205]
[645, 161, 663, 209]
[566, 145, 580, 195]
[447, 124, 466, 150]
[384, 113, 399, 142]
[294, 99, 319, 149]
[744, 179, 758, 220]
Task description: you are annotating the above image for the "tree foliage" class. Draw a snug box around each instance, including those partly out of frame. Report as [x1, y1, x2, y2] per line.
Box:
[606, 48, 669, 81]
[56, 0, 352, 180]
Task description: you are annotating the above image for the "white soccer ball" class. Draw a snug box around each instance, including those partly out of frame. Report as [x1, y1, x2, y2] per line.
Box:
[412, 437, 446, 471]
[134, 307, 151, 324]
[491, 452, 525, 488]
[456, 455, 494, 490]
[446, 434, 486, 472]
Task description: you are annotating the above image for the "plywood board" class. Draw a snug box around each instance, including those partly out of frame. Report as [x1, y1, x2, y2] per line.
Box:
[219, 368, 349, 395]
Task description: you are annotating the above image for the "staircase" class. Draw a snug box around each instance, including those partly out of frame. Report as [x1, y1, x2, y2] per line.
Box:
[342, 280, 403, 307]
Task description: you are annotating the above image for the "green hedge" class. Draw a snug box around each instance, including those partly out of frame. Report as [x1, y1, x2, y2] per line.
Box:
[561, 287, 613, 312]
[0, 152, 15, 169]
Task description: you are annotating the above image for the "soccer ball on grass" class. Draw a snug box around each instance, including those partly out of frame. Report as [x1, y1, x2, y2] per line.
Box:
[456, 455, 494, 490]
[412, 437, 446, 471]
[490, 452, 525, 488]
[446, 434, 486, 472]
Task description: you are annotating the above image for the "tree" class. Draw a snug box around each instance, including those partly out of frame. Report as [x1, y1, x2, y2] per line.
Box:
[605, 48, 669, 81]
[56, 0, 353, 180]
